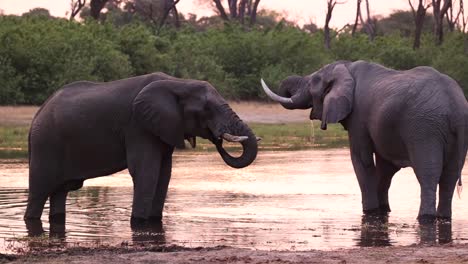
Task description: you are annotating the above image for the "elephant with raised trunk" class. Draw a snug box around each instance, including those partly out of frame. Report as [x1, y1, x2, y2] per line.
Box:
[25, 73, 258, 224]
[262, 60, 468, 221]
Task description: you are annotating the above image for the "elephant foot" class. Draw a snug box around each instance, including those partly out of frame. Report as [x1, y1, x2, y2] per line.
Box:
[49, 213, 65, 224]
[24, 219, 44, 237]
[436, 215, 452, 222]
[417, 214, 437, 224]
[363, 208, 387, 216]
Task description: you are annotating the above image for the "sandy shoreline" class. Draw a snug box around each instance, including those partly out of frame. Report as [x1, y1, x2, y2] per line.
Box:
[6, 243, 468, 263]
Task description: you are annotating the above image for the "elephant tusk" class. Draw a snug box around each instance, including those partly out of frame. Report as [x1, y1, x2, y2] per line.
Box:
[222, 133, 249, 142]
[187, 137, 196, 148]
[261, 79, 294, 104]
[256, 137, 262, 141]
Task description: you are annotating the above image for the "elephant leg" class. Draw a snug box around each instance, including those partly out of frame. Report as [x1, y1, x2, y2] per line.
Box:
[24, 192, 48, 220]
[410, 143, 443, 222]
[49, 190, 68, 224]
[375, 153, 400, 213]
[350, 146, 379, 214]
[149, 146, 174, 222]
[437, 168, 459, 220]
[126, 131, 164, 221]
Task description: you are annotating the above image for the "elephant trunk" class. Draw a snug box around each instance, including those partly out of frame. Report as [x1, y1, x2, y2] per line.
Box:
[215, 106, 258, 169]
[261, 76, 312, 110]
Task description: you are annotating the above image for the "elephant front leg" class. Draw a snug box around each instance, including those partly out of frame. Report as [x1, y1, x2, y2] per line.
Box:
[127, 138, 165, 222]
[350, 148, 379, 214]
[148, 147, 174, 222]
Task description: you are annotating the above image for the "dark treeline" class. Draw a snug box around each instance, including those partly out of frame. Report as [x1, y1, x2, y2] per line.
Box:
[0, 1, 468, 105]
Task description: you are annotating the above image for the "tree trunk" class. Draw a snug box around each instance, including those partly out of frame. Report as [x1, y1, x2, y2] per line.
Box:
[324, 1, 334, 49]
[364, 0, 375, 41]
[70, 0, 86, 20]
[90, 0, 108, 20]
[159, 0, 180, 30]
[213, 0, 230, 21]
[352, 0, 362, 36]
[433, 0, 452, 45]
[239, 0, 247, 24]
[249, 0, 261, 26]
[228, 0, 238, 19]
[410, 0, 429, 49]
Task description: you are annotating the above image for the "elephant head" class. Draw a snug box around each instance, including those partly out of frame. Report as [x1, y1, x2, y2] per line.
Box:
[261, 62, 355, 130]
[133, 80, 258, 168]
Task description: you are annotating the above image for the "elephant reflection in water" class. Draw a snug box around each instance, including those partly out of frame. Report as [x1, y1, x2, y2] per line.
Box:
[357, 215, 452, 247]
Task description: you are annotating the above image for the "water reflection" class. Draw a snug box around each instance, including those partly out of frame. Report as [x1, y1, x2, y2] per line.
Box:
[0, 149, 467, 253]
[131, 221, 166, 245]
[356, 215, 391, 247]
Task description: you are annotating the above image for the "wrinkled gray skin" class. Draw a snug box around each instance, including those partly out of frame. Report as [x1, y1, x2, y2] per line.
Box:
[263, 60, 468, 221]
[25, 73, 258, 224]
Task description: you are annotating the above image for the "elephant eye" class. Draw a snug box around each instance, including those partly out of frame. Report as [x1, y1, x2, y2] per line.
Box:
[312, 75, 321, 85]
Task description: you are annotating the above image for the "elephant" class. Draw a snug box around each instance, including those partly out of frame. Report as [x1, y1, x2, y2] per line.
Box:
[24, 72, 258, 224]
[262, 60, 468, 221]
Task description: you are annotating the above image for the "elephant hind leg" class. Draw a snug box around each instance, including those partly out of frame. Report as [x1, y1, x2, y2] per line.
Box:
[437, 162, 460, 220]
[375, 153, 400, 213]
[409, 142, 444, 221]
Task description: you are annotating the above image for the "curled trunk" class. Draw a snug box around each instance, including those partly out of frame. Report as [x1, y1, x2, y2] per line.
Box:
[214, 106, 258, 169]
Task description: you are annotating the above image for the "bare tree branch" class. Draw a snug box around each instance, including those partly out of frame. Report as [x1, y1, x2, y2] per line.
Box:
[70, 0, 86, 20]
[212, 0, 230, 21]
[324, 0, 346, 49]
[352, 0, 362, 36]
[159, 0, 181, 30]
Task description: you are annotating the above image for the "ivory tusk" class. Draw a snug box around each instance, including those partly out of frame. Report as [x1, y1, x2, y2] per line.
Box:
[222, 133, 249, 142]
[261, 79, 294, 104]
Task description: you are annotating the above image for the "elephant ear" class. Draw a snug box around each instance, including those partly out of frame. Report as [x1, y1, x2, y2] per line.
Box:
[321, 64, 355, 130]
[132, 80, 206, 148]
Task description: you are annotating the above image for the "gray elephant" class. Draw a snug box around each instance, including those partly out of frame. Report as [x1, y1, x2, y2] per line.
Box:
[262, 60, 468, 221]
[25, 72, 258, 224]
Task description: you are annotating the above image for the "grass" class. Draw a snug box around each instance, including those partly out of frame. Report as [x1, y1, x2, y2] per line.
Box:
[0, 122, 349, 160]
[0, 126, 29, 159]
[182, 121, 349, 153]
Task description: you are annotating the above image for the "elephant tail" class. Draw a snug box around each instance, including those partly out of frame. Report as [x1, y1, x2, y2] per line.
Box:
[456, 117, 468, 198]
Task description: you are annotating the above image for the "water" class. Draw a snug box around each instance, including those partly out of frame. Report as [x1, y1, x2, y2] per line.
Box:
[1, 149, 468, 253]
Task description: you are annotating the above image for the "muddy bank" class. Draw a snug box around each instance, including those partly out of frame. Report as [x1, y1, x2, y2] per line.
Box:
[8, 244, 468, 264]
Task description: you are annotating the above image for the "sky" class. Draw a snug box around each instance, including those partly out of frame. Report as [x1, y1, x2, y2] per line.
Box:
[0, 0, 412, 28]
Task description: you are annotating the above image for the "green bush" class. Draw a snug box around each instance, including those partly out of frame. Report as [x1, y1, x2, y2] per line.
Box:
[0, 14, 467, 104]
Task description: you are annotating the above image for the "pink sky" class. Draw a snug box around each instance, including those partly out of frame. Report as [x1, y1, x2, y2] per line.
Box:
[0, 0, 411, 28]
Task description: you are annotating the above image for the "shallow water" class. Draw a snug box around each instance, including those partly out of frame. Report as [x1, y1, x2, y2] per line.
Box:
[1, 149, 468, 253]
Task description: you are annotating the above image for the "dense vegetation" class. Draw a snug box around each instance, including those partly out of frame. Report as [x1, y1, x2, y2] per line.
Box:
[0, 11, 467, 105]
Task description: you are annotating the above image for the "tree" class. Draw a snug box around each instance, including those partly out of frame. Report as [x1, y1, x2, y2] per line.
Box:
[432, 0, 452, 45]
[203, 0, 261, 25]
[461, 0, 468, 53]
[361, 0, 375, 41]
[70, 0, 87, 20]
[409, 0, 432, 49]
[90, 0, 109, 19]
[324, 0, 345, 49]
[351, 0, 362, 36]
[350, 0, 374, 40]
[22, 8, 52, 17]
